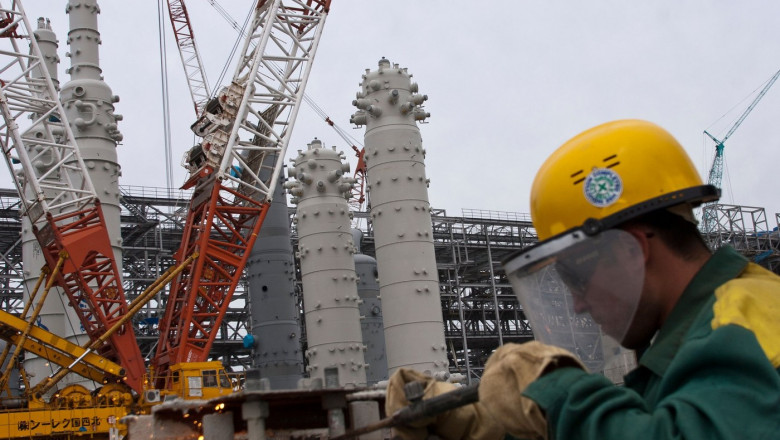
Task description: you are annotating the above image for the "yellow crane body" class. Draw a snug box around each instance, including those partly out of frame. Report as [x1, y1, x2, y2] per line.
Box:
[0, 309, 125, 384]
[0, 405, 127, 438]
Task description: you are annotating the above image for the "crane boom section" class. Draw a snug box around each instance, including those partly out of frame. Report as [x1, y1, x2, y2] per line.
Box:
[0, 1, 144, 392]
[705, 68, 780, 187]
[0, 308, 125, 384]
[166, 0, 211, 116]
[153, 0, 330, 380]
[720, 69, 780, 146]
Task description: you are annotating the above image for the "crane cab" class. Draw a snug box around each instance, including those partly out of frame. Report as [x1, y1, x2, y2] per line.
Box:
[146, 361, 237, 405]
[167, 361, 236, 400]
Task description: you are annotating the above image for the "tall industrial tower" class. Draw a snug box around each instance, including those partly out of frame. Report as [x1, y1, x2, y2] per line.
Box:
[245, 175, 304, 390]
[61, 0, 124, 387]
[287, 139, 367, 387]
[285, 139, 366, 387]
[61, 0, 124, 262]
[21, 1, 125, 390]
[350, 58, 448, 376]
[21, 17, 67, 391]
[352, 229, 387, 384]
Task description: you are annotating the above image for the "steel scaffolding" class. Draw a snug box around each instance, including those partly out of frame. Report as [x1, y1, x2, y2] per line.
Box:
[1, 189, 778, 376]
[701, 203, 780, 271]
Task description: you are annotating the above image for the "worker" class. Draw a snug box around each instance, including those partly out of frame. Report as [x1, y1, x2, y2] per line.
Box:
[386, 119, 780, 439]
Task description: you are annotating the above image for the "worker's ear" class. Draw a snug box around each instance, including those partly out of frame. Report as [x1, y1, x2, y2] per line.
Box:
[621, 225, 652, 265]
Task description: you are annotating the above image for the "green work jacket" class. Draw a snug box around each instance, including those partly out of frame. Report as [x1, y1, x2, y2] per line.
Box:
[523, 246, 780, 439]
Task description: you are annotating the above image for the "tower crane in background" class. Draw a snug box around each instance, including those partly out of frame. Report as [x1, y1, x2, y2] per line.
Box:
[702, 68, 780, 231]
[152, 0, 331, 384]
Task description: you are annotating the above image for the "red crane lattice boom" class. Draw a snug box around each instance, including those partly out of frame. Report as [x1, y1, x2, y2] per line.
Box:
[153, 0, 331, 383]
[0, 2, 144, 392]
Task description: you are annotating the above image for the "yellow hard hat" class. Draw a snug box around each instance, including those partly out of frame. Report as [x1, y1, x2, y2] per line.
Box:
[531, 119, 719, 240]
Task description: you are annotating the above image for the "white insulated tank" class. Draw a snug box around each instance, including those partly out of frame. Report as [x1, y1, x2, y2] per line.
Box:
[58, 0, 123, 389]
[21, 17, 71, 393]
[350, 58, 448, 376]
[287, 139, 367, 387]
[61, 0, 123, 264]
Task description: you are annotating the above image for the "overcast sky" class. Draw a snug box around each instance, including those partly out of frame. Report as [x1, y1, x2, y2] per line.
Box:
[24, 1, 780, 225]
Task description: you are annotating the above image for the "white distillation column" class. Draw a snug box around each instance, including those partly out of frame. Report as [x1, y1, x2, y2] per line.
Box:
[350, 57, 448, 376]
[60, 0, 124, 387]
[21, 17, 70, 393]
[245, 175, 304, 390]
[352, 229, 387, 384]
[286, 139, 367, 387]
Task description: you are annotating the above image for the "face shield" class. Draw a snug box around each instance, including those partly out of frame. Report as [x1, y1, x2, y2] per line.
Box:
[502, 228, 644, 372]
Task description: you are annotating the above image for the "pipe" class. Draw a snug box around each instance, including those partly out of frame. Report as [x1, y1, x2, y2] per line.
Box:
[0, 398, 27, 409]
[330, 383, 480, 440]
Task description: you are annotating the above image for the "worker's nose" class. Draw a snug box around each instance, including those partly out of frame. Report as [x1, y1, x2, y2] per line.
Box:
[572, 293, 589, 314]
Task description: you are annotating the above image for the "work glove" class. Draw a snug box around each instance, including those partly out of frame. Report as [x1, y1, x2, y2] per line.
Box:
[479, 341, 585, 440]
[385, 368, 505, 440]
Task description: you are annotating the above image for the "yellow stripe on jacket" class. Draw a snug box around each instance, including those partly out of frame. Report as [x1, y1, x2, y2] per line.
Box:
[712, 262, 780, 368]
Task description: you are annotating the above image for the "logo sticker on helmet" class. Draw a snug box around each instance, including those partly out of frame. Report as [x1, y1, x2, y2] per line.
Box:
[584, 168, 622, 207]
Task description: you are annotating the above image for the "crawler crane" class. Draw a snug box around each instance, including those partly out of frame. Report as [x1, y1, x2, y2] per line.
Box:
[0, 0, 330, 437]
[152, 0, 330, 385]
[0, 0, 150, 393]
[0, 1, 145, 394]
[0, 3, 156, 436]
